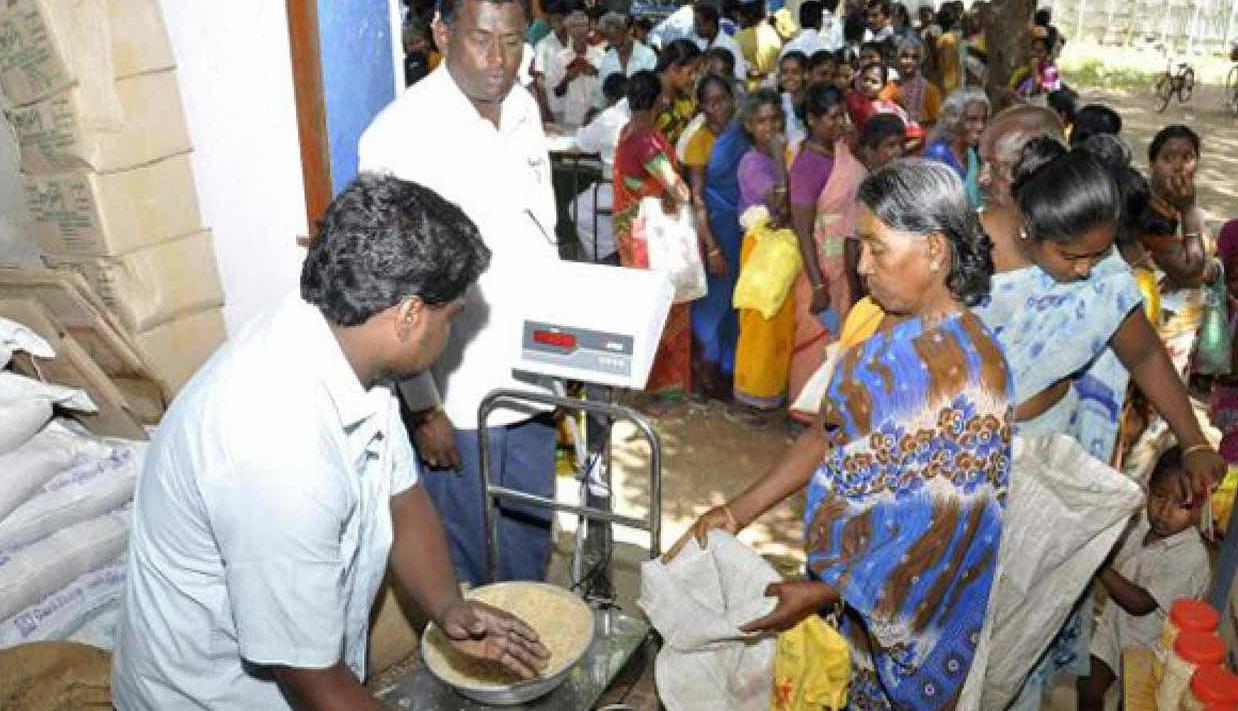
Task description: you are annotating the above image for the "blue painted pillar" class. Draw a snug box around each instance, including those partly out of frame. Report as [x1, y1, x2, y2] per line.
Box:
[317, 0, 396, 194]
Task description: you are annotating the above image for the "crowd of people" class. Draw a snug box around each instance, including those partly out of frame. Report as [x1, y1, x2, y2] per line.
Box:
[391, 0, 1238, 708]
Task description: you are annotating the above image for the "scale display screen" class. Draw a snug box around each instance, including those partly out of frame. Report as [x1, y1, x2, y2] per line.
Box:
[522, 322, 634, 378]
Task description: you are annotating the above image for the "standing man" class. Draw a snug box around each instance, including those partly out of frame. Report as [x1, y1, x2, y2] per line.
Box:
[693, 2, 747, 81]
[112, 175, 549, 709]
[595, 11, 657, 108]
[531, 0, 570, 121]
[359, 0, 561, 587]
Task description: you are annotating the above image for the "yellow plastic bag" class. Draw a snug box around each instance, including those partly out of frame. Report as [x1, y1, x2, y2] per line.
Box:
[733, 207, 803, 319]
[1133, 266, 1161, 325]
[1210, 465, 1238, 536]
[771, 614, 851, 711]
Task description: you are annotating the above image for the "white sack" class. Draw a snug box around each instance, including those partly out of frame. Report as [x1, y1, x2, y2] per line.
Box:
[638, 531, 779, 711]
[790, 342, 842, 415]
[0, 441, 142, 549]
[0, 371, 96, 455]
[0, 508, 129, 621]
[0, 314, 54, 367]
[67, 597, 121, 651]
[0, 557, 125, 648]
[957, 435, 1145, 710]
[0, 419, 111, 518]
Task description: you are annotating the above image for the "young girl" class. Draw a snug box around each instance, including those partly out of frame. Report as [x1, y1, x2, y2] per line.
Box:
[778, 51, 809, 150]
[844, 62, 922, 147]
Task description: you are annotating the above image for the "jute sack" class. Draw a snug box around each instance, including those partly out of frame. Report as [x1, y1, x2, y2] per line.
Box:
[0, 641, 111, 709]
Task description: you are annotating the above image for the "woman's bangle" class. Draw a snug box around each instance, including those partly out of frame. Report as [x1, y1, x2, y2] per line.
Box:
[722, 503, 743, 530]
[1183, 443, 1215, 459]
[707, 247, 721, 256]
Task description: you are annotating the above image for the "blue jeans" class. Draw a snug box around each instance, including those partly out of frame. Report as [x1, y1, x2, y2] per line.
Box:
[420, 415, 556, 586]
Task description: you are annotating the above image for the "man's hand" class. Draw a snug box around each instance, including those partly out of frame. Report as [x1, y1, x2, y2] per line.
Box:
[438, 601, 551, 679]
[412, 409, 461, 470]
[738, 580, 838, 634]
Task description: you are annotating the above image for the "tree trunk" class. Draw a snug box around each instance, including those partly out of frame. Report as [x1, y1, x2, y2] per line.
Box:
[984, 0, 1038, 106]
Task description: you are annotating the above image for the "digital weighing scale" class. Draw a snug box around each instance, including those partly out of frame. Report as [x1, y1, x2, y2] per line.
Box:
[379, 262, 674, 709]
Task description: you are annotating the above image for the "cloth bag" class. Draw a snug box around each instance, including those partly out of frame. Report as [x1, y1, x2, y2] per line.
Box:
[634, 197, 707, 304]
[638, 531, 780, 711]
[733, 207, 803, 319]
[957, 434, 1145, 710]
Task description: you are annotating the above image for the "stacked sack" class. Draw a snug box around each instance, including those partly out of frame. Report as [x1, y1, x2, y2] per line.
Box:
[0, 315, 144, 651]
[0, 0, 226, 394]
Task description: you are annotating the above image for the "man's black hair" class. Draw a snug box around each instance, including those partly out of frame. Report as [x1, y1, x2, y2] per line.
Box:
[301, 174, 491, 326]
[438, 0, 531, 24]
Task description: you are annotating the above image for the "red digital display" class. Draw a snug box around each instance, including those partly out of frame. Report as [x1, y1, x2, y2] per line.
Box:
[533, 330, 576, 349]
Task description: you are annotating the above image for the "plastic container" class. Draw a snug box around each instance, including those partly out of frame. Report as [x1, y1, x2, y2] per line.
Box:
[1158, 631, 1227, 710]
[1158, 600, 1222, 680]
[1181, 665, 1238, 710]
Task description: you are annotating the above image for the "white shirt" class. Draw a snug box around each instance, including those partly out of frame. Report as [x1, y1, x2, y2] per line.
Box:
[575, 97, 630, 170]
[547, 43, 606, 127]
[694, 30, 748, 81]
[649, 4, 696, 49]
[595, 41, 658, 107]
[112, 295, 418, 710]
[821, 11, 845, 51]
[864, 25, 894, 44]
[359, 66, 558, 429]
[781, 28, 827, 58]
[533, 32, 568, 113]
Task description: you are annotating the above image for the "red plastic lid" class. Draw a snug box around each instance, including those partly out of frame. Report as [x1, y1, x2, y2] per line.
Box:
[1172, 599, 1221, 632]
[1175, 631, 1227, 666]
[1191, 666, 1237, 704]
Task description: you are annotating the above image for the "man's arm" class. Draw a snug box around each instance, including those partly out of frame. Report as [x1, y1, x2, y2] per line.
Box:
[272, 665, 385, 711]
[388, 485, 462, 622]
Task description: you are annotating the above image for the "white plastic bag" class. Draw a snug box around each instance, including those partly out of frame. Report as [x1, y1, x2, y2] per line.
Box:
[790, 342, 841, 415]
[638, 197, 708, 304]
[0, 420, 111, 520]
[0, 441, 142, 550]
[0, 508, 130, 621]
[638, 531, 779, 711]
[0, 372, 96, 455]
[957, 435, 1145, 710]
[0, 557, 126, 648]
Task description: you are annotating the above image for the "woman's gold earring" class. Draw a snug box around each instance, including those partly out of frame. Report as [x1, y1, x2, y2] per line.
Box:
[930, 261, 940, 272]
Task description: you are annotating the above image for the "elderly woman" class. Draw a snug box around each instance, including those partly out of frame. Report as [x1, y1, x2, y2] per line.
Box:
[613, 70, 693, 401]
[670, 159, 1012, 709]
[923, 88, 989, 208]
[731, 88, 795, 416]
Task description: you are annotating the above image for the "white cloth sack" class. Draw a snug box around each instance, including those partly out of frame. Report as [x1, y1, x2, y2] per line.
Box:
[0, 557, 125, 648]
[0, 440, 142, 550]
[0, 508, 130, 621]
[0, 371, 96, 456]
[638, 531, 779, 711]
[0, 419, 111, 520]
[0, 315, 54, 368]
[638, 197, 708, 304]
[957, 434, 1145, 710]
[67, 597, 122, 651]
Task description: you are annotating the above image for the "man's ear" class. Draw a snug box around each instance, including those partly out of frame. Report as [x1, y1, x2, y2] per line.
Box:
[395, 296, 425, 341]
[432, 12, 450, 59]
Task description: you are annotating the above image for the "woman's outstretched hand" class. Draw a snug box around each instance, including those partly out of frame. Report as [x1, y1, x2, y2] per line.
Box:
[660, 505, 741, 563]
[738, 580, 838, 634]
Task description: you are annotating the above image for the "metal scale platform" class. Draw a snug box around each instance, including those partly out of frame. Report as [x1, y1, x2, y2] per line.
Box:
[379, 262, 675, 710]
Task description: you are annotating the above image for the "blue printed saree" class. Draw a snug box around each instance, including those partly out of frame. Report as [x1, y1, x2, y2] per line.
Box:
[805, 311, 1013, 709]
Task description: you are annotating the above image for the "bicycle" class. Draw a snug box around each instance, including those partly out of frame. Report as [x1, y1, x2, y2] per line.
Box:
[1154, 58, 1194, 113]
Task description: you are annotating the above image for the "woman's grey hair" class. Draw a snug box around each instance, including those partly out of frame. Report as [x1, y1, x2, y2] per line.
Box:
[928, 87, 990, 145]
[598, 11, 628, 35]
[736, 88, 784, 138]
[858, 158, 994, 306]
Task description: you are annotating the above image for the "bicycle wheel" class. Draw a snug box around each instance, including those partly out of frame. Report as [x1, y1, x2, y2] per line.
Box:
[1227, 65, 1238, 111]
[1178, 67, 1195, 103]
[1155, 74, 1173, 112]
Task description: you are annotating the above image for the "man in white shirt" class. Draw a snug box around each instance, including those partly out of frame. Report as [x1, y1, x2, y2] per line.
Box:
[595, 11, 658, 108]
[531, 0, 570, 119]
[358, 0, 560, 587]
[573, 73, 631, 262]
[112, 175, 548, 710]
[781, 0, 826, 57]
[545, 9, 605, 127]
[863, 0, 894, 45]
[693, 3, 747, 81]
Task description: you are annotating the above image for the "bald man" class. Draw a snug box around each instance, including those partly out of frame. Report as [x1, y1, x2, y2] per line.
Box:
[976, 105, 1065, 272]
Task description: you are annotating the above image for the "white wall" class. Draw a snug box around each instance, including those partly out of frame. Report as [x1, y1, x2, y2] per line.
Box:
[157, 1, 308, 334]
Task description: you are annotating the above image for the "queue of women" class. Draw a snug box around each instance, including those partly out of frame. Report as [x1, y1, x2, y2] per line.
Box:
[499, 2, 1232, 706]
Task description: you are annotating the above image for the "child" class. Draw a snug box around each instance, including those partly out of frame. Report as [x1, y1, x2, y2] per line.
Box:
[832, 48, 856, 93]
[1012, 36, 1061, 99]
[893, 39, 941, 129]
[844, 62, 921, 146]
[1077, 445, 1212, 711]
[807, 49, 837, 88]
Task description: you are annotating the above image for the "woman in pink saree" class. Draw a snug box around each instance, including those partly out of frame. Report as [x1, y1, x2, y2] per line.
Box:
[786, 89, 867, 418]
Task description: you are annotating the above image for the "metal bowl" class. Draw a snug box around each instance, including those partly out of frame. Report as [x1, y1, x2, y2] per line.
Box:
[421, 582, 596, 706]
